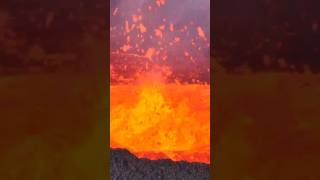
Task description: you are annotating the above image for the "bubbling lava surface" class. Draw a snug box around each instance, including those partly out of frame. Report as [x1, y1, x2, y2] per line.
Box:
[110, 0, 210, 164]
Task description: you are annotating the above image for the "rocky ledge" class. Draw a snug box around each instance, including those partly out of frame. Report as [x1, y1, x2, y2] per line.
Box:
[110, 149, 210, 180]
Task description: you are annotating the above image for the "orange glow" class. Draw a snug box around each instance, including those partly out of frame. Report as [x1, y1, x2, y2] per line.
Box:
[138, 23, 147, 33]
[132, 14, 142, 23]
[144, 48, 156, 60]
[154, 29, 164, 39]
[120, 44, 131, 52]
[159, 24, 165, 30]
[111, 82, 210, 163]
[156, 0, 166, 7]
[125, 21, 130, 33]
[169, 23, 174, 32]
[197, 26, 207, 41]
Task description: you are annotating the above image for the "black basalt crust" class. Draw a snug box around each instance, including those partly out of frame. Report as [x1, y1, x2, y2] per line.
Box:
[110, 149, 210, 180]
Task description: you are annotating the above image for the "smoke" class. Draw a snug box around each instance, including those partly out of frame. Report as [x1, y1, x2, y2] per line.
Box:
[111, 0, 210, 40]
[111, 0, 209, 25]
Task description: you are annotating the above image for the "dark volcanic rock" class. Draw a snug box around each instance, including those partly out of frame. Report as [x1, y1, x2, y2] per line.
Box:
[110, 149, 210, 180]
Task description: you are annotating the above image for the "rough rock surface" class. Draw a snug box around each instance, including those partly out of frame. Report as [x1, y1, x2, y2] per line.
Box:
[110, 149, 210, 180]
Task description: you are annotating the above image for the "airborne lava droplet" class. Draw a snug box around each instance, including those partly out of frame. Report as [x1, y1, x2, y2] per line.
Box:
[197, 26, 207, 41]
[145, 48, 156, 60]
[156, 0, 166, 7]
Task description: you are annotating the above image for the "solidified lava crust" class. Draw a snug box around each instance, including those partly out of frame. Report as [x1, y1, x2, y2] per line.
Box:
[110, 149, 210, 180]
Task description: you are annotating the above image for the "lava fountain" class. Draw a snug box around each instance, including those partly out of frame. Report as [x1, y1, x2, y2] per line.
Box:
[110, 0, 210, 164]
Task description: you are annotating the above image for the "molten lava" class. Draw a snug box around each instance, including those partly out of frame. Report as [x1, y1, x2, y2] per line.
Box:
[111, 81, 210, 163]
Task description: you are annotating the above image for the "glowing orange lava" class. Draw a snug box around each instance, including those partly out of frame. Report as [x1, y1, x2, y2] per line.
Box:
[110, 82, 210, 163]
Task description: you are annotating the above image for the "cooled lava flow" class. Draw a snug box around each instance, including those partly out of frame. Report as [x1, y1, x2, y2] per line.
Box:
[110, 0, 210, 164]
